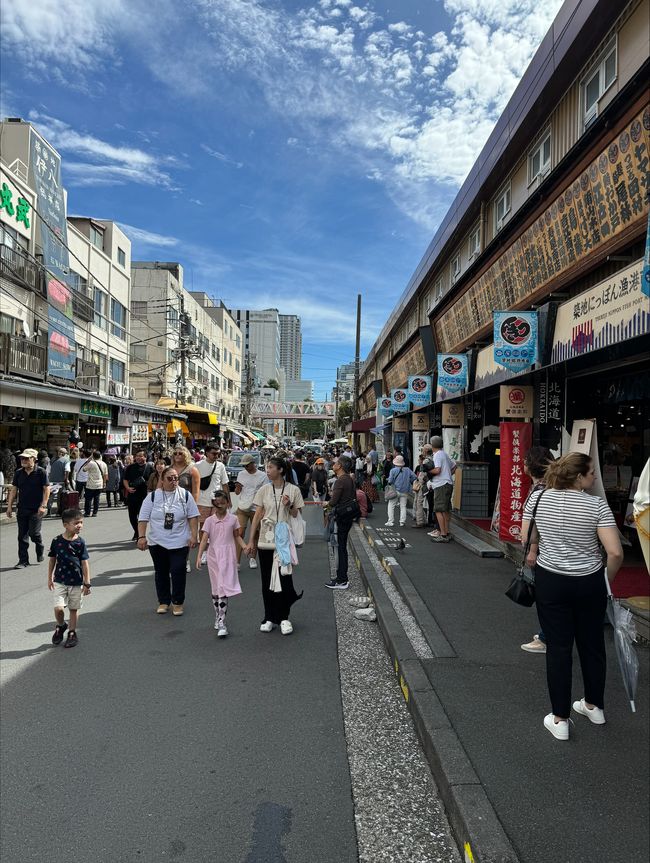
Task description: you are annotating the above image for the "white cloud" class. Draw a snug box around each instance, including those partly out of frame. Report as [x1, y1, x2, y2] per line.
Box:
[200, 143, 243, 169]
[27, 112, 180, 189]
[117, 223, 180, 248]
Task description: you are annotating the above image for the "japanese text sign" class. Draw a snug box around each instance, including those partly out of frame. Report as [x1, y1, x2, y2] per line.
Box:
[499, 385, 534, 419]
[378, 396, 393, 417]
[442, 403, 465, 426]
[493, 312, 538, 372]
[408, 375, 432, 407]
[437, 354, 468, 393]
[499, 422, 532, 542]
[391, 388, 409, 413]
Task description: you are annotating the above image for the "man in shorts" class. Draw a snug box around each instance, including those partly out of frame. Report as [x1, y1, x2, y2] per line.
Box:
[428, 436, 456, 543]
[234, 453, 268, 569]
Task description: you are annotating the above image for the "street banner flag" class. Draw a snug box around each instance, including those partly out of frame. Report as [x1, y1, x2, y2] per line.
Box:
[642, 210, 650, 298]
[437, 354, 468, 393]
[493, 311, 538, 372]
[391, 388, 409, 412]
[408, 375, 432, 407]
[378, 396, 393, 416]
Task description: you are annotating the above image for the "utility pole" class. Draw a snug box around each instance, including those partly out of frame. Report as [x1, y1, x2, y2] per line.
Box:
[243, 351, 256, 427]
[334, 368, 340, 437]
[353, 293, 361, 451]
[177, 296, 189, 406]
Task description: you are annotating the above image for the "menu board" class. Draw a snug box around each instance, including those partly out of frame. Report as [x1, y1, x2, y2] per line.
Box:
[435, 106, 650, 352]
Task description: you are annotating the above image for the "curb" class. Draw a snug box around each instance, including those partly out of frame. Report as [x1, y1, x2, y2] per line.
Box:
[350, 529, 520, 863]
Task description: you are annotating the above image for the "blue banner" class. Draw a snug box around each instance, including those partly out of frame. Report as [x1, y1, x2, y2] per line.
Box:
[493, 311, 538, 373]
[408, 375, 432, 407]
[641, 210, 650, 297]
[437, 355, 468, 393]
[29, 129, 76, 380]
[378, 395, 393, 417]
[391, 388, 409, 412]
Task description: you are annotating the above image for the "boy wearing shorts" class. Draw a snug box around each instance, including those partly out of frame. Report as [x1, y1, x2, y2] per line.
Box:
[48, 508, 91, 648]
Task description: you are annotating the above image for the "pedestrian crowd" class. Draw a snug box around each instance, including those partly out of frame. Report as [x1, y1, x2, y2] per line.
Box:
[3, 433, 631, 747]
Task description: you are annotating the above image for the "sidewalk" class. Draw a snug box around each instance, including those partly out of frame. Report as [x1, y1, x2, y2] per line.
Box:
[351, 502, 649, 863]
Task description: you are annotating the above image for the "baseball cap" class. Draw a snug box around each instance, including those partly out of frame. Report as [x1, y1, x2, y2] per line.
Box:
[19, 448, 39, 459]
[241, 453, 256, 465]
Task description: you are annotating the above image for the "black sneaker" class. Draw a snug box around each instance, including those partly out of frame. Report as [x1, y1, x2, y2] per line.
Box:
[325, 580, 349, 590]
[14, 562, 29, 569]
[37, 553, 45, 562]
[52, 622, 68, 645]
[64, 631, 78, 648]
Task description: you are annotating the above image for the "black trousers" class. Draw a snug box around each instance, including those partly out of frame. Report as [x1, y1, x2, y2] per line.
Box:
[127, 494, 146, 536]
[75, 480, 86, 501]
[17, 510, 44, 564]
[106, 490, 119, 507]
[535, 564, 607, 718]
[336, 516, 353, 582]
[149, 544, 189, 605]
[258, 549, 302, 624]
[84, 488, 101, 516]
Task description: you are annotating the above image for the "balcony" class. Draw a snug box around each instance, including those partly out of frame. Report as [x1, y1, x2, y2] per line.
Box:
[0, 243, 44, 296]
[75, 358, 100, 392]
[0, 334, 47, 381]
[67, 273, 95, 323]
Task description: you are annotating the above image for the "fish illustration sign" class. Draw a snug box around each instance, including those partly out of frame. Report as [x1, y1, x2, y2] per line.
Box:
[493, 311, 538, 373]
[437, 355, 468, 393]
[408, 375, 432, 407]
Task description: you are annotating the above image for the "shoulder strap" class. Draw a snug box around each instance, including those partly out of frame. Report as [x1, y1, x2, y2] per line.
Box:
[151, 490, 155, 503]
[523, 490, 545, 557]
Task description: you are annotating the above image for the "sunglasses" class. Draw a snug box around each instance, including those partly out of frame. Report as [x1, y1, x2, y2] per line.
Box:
[165, 476, 179, 481]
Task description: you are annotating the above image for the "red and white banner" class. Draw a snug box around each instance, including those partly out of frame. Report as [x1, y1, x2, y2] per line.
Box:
[499, 422, 532, 542]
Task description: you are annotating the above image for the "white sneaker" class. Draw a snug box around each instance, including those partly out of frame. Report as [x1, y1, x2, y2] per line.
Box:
[573, 699, 606, 725]
[201, 551, 208, 565]
[249, 557, 258, 569]
[259, 621, 276, 633]
[280, 620, 293, 635]
[385, 521, 394, 527]
[186, 560, 191, 572]
[543, 713, 570, 740]
[217, 625, 228, 638]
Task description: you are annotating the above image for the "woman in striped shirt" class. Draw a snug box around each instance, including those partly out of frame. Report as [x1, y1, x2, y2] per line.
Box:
[522, 452, 623, 741]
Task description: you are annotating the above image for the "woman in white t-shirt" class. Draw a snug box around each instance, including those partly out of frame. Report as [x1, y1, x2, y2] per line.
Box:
[522, 452, 623, 741]
[136, 466, 200, 616]
[234, 453, 268, 568]
[245, 456, 303, 635]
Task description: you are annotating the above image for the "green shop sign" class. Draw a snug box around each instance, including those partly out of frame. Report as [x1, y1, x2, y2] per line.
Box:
[80, 399, 111, 419]
[0, 182, 31, 229]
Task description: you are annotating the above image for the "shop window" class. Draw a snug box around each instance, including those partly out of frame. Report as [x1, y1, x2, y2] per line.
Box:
[494, 182, 511, 233]
[90, 225, 104, 250]
[468, 225, 481, 259]
[582, 40, 617, 128]
[528, 130, 551, 186]
[110, 298, 127, 340]
[109, 358, 125, 383]
[117, 247, 126, 267]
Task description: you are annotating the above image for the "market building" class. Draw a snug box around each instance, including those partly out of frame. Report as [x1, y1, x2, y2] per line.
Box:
[356, 0, 649, 566]
[0, 118, 181, 454]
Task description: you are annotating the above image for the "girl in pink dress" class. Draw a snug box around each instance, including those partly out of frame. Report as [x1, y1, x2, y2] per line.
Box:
[196, 491, 247, 637]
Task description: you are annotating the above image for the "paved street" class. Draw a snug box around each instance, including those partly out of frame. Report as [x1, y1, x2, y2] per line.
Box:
[0, 506, 459, 863]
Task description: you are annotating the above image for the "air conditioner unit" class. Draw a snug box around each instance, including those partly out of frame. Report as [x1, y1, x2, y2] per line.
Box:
[128, 387, 135, 399]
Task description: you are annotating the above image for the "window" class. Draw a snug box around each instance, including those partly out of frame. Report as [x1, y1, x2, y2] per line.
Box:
[211, 374, 217, 389]
[235, 334, 241, 348]
[188, 361, 196, 379]
[90, 225, 104, 250]
[76, 343, 85, 361]
[468, 225, 481, 259]
[235, 359, 240, 373]
[494, 183, 511, 232]
[91, 351, 106, 378]
[110, 298, 127, 340]
[214, 377, 220, 391]
[109, 358, 125, 383]
[131, 300, 147, 318]
[434, 277, 443, 303]
[131, 344, 147, 362]
[117, 247, 126, 267]
[93, 289, 108, 330]
[528, 130, 551, 185]
[582, 40, 617, 128]
[450, 253, 461, 284]
[168, 307, 178, 325]
[215, 346, 221, 362]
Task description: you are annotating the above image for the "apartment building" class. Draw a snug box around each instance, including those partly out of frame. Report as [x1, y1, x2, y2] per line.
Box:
[0, 119, 175, 452]
[356, 0, 649, 543]
[229, 307, 284, 397]
[279, 313, 302, 381]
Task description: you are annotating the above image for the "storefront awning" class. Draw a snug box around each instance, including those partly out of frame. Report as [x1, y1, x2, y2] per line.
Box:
[350, 417, 377, 432]
[241, 430, 257, 443]
[251, 431, 266, 440]
[156, 398, 218, 425]
[167, 419, 190, 435]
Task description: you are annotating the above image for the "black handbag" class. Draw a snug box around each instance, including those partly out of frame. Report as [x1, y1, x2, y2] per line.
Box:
[505, 490, 544, 607]
[199, 462, 217, 491]
[334, 497, 361, 520]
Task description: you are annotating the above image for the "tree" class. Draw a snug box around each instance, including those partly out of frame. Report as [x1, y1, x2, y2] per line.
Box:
[265, 378, 280, 391]
[337, 401, 353, 430]
[293, 418, 325, 439]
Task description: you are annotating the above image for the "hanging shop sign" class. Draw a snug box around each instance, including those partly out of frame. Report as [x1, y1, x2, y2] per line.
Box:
[391, 388, 409, 413]
[117, 407, 136, 428]
[550, 259, 648, 363]
[131, 423, 150, 444]
[435, 106, 650, 353]
[437, 355, 468, 394]
[499, 385, 534, 419]
[80, 399, 111, 419]
[408, 375, 432, 407]
[643, 210, 650, 298]
[493, 311, 538, 372]
[538, 375, 563, 425]
[378, 396, 393, 417]
[442, 426, 463, 463]
[384, 339, 426, 392]
[442, 403, 465, 426]
[392, 415, 409, 432]
[412, 430, 429, 456]
[0, 168, 34, 240]
[106, 430, 130, 446]
[499, 422, 532, 542]
[411, 412, 429, 431]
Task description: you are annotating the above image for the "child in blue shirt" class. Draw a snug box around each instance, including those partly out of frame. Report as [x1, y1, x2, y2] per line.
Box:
[47, 508, 91, 648]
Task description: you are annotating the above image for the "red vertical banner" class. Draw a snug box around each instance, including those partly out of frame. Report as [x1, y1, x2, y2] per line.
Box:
[499, 422, 532, 542]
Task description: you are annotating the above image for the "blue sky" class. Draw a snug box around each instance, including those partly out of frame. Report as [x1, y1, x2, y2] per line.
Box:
[2, 0, 562, 398]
